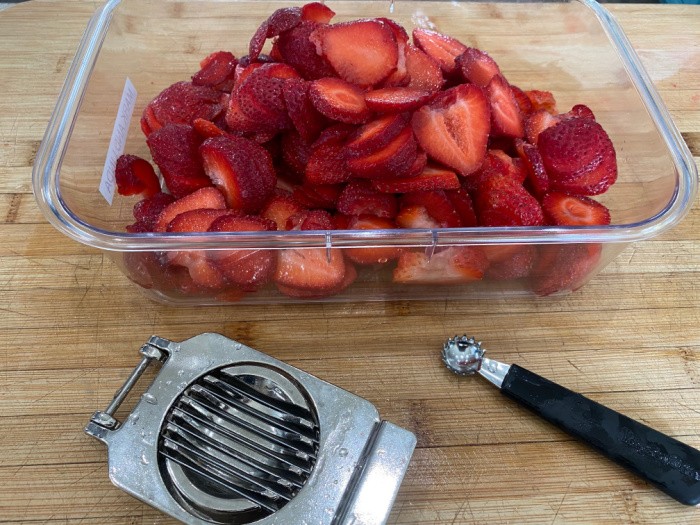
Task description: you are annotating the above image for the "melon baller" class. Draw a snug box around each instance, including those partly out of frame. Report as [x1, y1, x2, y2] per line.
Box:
[442, 335, 700, 506]
[86, 333, 416, 524]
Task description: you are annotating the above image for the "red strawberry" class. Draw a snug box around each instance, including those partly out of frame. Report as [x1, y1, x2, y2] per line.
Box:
[372, 164, 460, 193]
[310, 19, 399, 87]
[404, 45, 444, 93]
[276, 20, 336, 80]
[140, 82, 224, 136]
[199, 136, 277, 213]
[301, 2, 335, 23]
[566, 104, 596, 121]
[192, 51, 238, 92]
[276, 259, 356, 298]
[146, 124, 212, 199]
[395, 204, 440, 229]
[249, 7, 303, 61]
[446, 187, 478, 227]
[537, 117, 617, 195]
[275, 247, 347, 293]
[412, 84, 490, 176]
[510, 84, 534, 116]
[393, 246, 488, 284]
[412, 28, 467, 75]
[515, 139, 549, 197]
[347, 125, 418, 179]
[346, 113, 410, 157]
[541, 192, 611, 226]
[304, 127, 353, 185]
[455, 47, 501, 88]
[131, 192, 175, 231]
[237, 63, 301, 131]
[530, 243, 602, 296]
[260, 190, 306, 230]
[192, 118, 228, 139]
[525, 90, 557, 114]
[400, 190, 463, 228]
[115, 155, 160, 197]
[364, 87, 435, 113]
[166, 208, 236, 233]
[486, 74, 524, 138]
[207, 214, 278, 290]
[488, 150, 527, 183]
[484, 244, 537, 280]
[282, 78, 327, 143]
[308, 77, 370, 124]
[474, 175, 545, 227]
[286, 209, 334, 230]
[525, 109, 561, 145]
[344, 215, 403, 265]
[153, 187, 227, 233]
[225, 88, 274, 135]
[280, 130, 312, 180]
[336, 180, 398, 218]
[292, 183, 343, 209]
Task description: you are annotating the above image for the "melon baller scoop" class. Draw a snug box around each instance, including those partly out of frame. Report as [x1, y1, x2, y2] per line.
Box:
[442, 335, 700, 506]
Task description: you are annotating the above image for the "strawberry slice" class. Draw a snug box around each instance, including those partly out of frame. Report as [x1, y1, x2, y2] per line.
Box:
[115, 155, 160, 197]
[199, 136, 277, 213]
[292, 183, 343, 209]
[541, 192, 611, 226]
[286, 209, 334, 230]
[346, 113, 410, 157]
[486, 74, 524, 138]
[372, 164, 460, 193]
[345, 215, 403, 265]
[537, 117, 617, 195]
[153, 187, 227, 232]
[249, 7, 303, 61]
[140, 81, 224, 136]
[474, 175, 545, 227]
[446, 187, 478, 227]
[276, 259, 356, 298]
[412, 28, 467, 75]
[310, 19, 399, 87]
[129, 192, 175, 232]
[336, 180, 398, 218]
[146, 124, 213, 199]
[282, 78, 327, 143]
[347, 125, 418, 179]
[484, 244, 537, 280]
[304, 125, 353, 185]
[514, 139, 549, 197]
[510, 84, 534, 116]
[192, 51, 238, 92]
[364, 87, 435, 113]
[404, 45, 444, 93]
[281, 130, 312, 180]
[455, 47, 501, 88]
[301, 2, 335, 23]
[207, 214, 278, 290]
[166, 208, 236, 233]
[525, 89, 557, 114]
[309, 77, 370, 124]
[411, 84, 490, 176]
[237, 63, 301, 131]
[395, 204, 440, 229]
[275, 247, 347, 292]
[192, 118, 228, 139]
[393, 246, 488, 284]
[567, 104, 596, 120]
[260, 190, 306, 230]
[530, 243, 602, 296]
[276, 20, 336, 80]
[400, 190, 463, 228]
[525, 109, 561, 145]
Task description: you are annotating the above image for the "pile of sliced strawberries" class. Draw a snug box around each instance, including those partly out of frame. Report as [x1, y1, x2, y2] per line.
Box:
[117, 2, 618, 300]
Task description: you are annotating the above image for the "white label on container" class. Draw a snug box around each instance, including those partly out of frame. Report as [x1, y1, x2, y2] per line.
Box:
[100, 77, 138, 204]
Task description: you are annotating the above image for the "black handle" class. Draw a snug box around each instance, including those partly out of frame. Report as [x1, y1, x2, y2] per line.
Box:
[501, 364, 700, 506]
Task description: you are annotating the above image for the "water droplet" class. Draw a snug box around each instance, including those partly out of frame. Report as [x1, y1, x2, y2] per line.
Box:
[141, 392, 158, 405]
[234, 342, 243, 351]
[338, 447, 348, 457]
[128, 413, 140, 425]
[141, 453, 150, 465]
[377, 448, 386, 456]
[165, 380, 172, 386]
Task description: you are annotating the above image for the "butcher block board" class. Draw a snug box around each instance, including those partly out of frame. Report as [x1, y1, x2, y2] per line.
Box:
[0, 1, 699, 523]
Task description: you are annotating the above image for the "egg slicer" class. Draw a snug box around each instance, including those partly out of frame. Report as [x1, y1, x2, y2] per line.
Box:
[85, 333, 416, 524]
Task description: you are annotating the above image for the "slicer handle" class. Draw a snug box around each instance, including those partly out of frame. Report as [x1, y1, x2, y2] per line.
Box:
[501, 364, 700, 506]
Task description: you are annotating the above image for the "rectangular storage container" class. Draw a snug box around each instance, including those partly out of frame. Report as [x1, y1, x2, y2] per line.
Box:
[33, 0, 698, 304]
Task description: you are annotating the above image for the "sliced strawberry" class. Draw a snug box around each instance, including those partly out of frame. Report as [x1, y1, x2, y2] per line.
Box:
[541, 192, 611, 226]
[537, 117, 617, 195]
[309, 77, 370, 124]
[304, 130, 353, 185]
[376, 17, 409, 45]
[199, 135, 277, 213]
[286, 209, 334, 230]
[310, 20, 399, 87]
[510, 84, 534, 116]
[122, 252, 162, 289]
[404, 44, 444, 93]
[276, 258, 355, 298]
[474, 175, 545, 227]
[249, 7, 303, 61]
[412, 28, 467, 75]
[525, 90, 557, 114]
[411, 84, 490, 176]
[261, 190, 306, 230]
[484, 244, 536, 280]
[488, 150, 527, 183]
[395, 205, 440, 229]
[166, 208, 235, 233]
[225, 89, 275, 135]
[153, 187, 227, 232]
[301, 2, 335, 23]
[393, 246, 488, 284]
[146, 124, 212, 199]
[347, 125, 418, 179]
[281, 130, 312, 179]
[115, 154, 160, 197]
[276, 20, 336, 80]
[237, 63, 301, 131]
[140, 82, 224, 136]
[486, 74, 524, 138]
[364, 87, 435, 113]
[525, 109, 561, 145]
[530, 243, 602, 296]
[346, 113, 410, 157]
[515, 139, 549, 197]
[336, 180, 398, 218]
[372, 164, 460, 193]
[345, 215, 403, 265]
[400, 190, 462, 228]
[446, 187, 478, 227]
[282, 78, 327, 143]
[131, 192, 175, 231]
[455, 47, 501, 88]
[275, 247, 346, 292]
[192, 51, 238, 92]
[292, 183, 343, 209]
[207, 214, 277, 290]
[192, 118, 228, 139]
[566, 104, 596, 121]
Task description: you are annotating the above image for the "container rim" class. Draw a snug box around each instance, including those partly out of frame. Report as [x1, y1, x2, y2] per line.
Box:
[32, 0, 698, 252]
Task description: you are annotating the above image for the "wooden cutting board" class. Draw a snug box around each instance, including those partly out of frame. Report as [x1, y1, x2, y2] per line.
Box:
[0, 1, 699, 523]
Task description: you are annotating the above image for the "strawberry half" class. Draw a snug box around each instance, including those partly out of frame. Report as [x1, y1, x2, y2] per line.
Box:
[237, 63, 301, 131]
[486, 74, 524, 138]
[115, 155, 160, 197]
[412, 28, 467, 75]
[455, 47, 501, 88]
[393, 246, 488, 284]
[309, 77, 370, 124]
[310, 19, 399, 87]
[474, 175, 545, 227]
[541, 192, 611, 226]
[412, 84, 490, 176]
[199, 135, 277, 213]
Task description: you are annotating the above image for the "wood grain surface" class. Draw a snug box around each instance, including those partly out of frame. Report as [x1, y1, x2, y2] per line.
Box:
[0, 1, 699, 524]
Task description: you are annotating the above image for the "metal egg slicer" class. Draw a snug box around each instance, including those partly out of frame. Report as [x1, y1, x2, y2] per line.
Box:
[86, 334, 416, 525]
